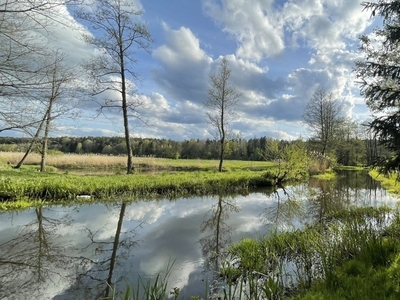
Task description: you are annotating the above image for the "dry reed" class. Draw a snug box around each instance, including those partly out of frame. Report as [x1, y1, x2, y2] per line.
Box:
[0, 151, 157, 168]
[0, 151, 272, 171]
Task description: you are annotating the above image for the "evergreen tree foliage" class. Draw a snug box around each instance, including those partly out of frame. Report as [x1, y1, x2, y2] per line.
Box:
[356, 0, 400, 172]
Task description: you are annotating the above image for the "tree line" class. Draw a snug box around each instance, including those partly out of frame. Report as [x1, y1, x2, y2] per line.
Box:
[0, 134, 387, 167]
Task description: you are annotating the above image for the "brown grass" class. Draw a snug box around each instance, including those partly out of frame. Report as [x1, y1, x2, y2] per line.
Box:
[0, 151, 272, 172]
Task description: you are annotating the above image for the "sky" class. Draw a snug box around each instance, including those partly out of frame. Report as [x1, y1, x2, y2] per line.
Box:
[4, 0, 380, 141]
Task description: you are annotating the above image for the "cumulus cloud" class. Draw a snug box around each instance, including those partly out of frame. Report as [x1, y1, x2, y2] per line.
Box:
[203, 0, 284, 61]
[152, 24, 212, 104]
[3, 0, 376, 140]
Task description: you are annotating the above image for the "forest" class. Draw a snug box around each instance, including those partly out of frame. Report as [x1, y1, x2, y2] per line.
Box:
[0, 134, 386, 167]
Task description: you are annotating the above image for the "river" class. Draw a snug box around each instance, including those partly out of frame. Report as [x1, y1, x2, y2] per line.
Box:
[0, 171, 398, 299]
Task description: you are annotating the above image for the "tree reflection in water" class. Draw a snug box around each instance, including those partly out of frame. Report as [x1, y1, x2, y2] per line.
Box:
[262, 171, 391, 230]
[307, 171, 386, 223]
[55, 202, 142, 300]
[260, 186, 307, 231]
[199, 194, 240, 293]
[0, 207, 90, 299]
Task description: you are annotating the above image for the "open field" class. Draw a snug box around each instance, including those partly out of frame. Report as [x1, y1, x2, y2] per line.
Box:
[0, 151, 274, 173]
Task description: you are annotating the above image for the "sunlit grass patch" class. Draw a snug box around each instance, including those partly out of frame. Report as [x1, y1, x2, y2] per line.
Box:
[312, 169, 336, 180]
[0, 168, 280, 209]
[369, 169, 400, 195]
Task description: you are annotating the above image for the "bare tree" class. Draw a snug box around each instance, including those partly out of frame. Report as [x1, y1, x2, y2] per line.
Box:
[39, 53, 82, 172]
[303, 86, 344, 155]
[76, 0, 152, 174]
[0, 0, 79, 133]
[57, 203, 141, 300]
[0, 207, 90, 299]
[13, 52, 82, 170]
[205, 58, 240, 172]
[200, 195, 238, 272]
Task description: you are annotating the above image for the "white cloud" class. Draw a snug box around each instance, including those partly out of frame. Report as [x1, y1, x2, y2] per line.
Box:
[152, 24, 212, 104]
[203, 0, 284, 61]
[1, 0, 377, 140]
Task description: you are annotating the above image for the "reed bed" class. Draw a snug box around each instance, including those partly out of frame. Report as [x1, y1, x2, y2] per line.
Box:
[0, 151, 272, 172]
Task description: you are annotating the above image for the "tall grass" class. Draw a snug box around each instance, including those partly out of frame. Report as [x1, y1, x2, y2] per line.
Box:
[221, 206, 400, 300]
[369, 169, 400, 195]
[0, 151, 274, 172]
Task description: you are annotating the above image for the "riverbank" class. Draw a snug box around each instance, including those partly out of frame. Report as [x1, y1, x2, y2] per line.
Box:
[217, 206, 400, 300]
[1, 157, 304, 211]
[369, 169, 400, 195]
[0, 150, 320, 210]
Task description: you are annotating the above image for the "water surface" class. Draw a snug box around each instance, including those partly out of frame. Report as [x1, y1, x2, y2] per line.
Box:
[0, 171, 397, 299]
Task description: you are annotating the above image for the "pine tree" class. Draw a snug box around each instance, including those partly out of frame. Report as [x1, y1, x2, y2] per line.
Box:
[356, 0, 400, 172]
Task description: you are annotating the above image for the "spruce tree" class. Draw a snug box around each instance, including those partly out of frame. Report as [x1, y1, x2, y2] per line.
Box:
[356, 0, 400, 172]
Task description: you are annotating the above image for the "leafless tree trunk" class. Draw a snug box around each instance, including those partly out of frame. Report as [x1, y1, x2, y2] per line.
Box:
[14, 111, 47, 169]
[14, 53, 80, 170]
[40, 109, 52, 172]
[76, 0, 152, 174]
[104, 202, 126, 298]
[205, 58, 240, 172]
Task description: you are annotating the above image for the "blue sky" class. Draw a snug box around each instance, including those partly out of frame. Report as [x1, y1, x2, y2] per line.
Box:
[3, 0, 379, 141]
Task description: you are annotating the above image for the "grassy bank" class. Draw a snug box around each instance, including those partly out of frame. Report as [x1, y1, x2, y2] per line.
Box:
[0, 152, 290, 210]
[217, 206, 400, 300]
[0, 168, 277, 209]
[369, 169, 400, 195]
[311, 169, 336, 180]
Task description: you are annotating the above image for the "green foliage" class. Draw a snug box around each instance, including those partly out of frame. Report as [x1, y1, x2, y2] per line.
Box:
[0, 143, 21, 152]
[312, 170, 336, 180]
[46, 149, 64, 155]
[369, 169, 400, 195]
[259, 139, 310, 183]
[355, 1, 400, 173]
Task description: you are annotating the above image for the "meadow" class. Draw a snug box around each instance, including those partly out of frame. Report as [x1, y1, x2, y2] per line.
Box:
[0, 151, 273, 173]
[0, 151, 285, 210]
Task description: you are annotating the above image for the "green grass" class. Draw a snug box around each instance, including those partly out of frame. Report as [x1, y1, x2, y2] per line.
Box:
[0, 161, 287, 210]
[312, 169, 336, 180]
[222, 207, 400, 300]
[369, 169, 400, 195]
